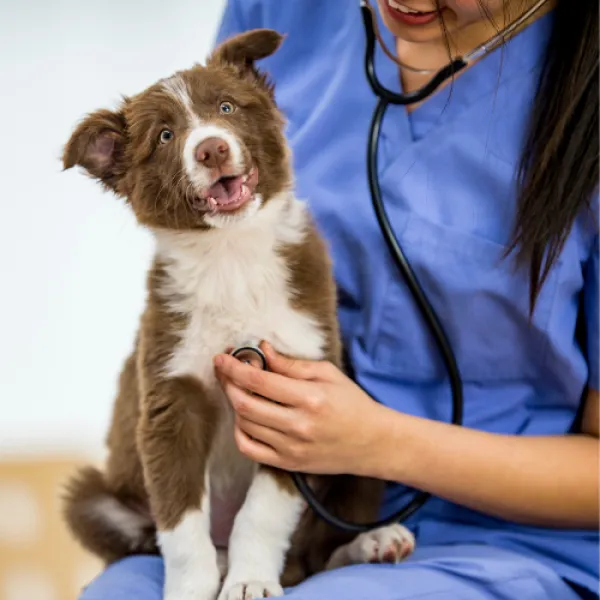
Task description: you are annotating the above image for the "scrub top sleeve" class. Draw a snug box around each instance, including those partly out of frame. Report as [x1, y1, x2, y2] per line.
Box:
[214, 0, 260, 46]
[584, 233, 599, 390]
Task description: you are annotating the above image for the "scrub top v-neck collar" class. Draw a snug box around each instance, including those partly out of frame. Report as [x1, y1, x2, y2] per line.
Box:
[371, 7, 552, 145]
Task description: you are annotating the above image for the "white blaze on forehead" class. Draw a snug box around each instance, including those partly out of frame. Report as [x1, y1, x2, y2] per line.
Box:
[161, 74, 246, 198]
[161, 74, 199, 126]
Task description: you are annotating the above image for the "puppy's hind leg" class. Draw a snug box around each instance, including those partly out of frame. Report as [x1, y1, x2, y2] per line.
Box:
[326, 524, 415, 569]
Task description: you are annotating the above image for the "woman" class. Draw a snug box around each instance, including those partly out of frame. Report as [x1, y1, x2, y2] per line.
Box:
[79, 0, 599, 598]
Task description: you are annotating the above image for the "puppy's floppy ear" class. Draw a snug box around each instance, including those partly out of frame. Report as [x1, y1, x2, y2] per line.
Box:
[209, 28, 284, 67]
[208, 29, 284, 91]
[62, 108, 127, 193]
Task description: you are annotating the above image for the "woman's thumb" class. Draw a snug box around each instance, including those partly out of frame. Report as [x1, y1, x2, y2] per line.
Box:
[261, 341, 325, 380]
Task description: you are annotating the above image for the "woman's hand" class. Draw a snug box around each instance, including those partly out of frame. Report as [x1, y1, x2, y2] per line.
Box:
[213, 342, 388, 476]
[213, 344, 600, 528]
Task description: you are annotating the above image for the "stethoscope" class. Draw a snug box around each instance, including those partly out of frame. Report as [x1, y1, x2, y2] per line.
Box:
[233, 0, 550, 533]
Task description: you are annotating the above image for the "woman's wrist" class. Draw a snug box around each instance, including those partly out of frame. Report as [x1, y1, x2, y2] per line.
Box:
[359, 402, 415, 481]
[354, 400, 599, 528]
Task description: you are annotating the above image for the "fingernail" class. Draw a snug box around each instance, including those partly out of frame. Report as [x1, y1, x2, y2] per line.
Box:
[213, 355, 224, 367]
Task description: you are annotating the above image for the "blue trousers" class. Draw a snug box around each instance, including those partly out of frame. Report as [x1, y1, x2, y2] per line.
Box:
[79, 544, 586, 599]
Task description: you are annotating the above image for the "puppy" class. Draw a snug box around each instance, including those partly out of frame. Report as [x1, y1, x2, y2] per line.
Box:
[62, 29, 414, 600]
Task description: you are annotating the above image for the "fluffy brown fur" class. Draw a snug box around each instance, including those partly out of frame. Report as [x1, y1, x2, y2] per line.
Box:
[61, 28, 384, 593]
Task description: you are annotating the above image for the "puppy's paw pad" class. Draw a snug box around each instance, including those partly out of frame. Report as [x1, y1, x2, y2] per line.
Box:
[353, 524, 415, 564]
[222, 581, 284, 600]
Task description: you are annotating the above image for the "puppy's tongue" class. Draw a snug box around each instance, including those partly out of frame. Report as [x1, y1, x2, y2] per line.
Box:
[207, 176, 244, 205]
[199, 169, 259, 213]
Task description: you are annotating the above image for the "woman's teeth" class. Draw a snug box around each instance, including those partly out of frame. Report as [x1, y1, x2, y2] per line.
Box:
[388, 0, 430, 14]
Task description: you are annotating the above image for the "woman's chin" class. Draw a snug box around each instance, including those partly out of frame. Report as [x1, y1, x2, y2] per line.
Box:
[386, 22, 446, 43]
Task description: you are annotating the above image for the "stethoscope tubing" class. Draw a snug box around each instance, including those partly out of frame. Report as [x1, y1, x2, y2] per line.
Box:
[275, 0, 547, 533]
[290, 95, 464, 533]
[361, 3, 468, 104]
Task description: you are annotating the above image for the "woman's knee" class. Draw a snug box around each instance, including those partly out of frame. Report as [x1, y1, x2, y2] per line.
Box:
[79, 555, 164, 600]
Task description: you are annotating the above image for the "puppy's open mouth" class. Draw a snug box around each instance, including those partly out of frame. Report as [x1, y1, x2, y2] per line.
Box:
[195, 168, 259, 213]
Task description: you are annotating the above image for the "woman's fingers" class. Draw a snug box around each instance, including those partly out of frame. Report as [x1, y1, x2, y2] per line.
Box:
[214, 353, 308, 406]
[223, 382, 297, 433]
[235, 415, 288, 449]
[234, 417, 305, 471]
[261, 342, 338, 381]
[233, 422, 285, 468]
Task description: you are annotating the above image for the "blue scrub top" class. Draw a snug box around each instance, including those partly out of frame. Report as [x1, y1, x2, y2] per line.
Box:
[216, 1, 599, 593]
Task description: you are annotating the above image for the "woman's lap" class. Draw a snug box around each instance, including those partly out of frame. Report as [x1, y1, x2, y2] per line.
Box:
[79, 544, 581, 600]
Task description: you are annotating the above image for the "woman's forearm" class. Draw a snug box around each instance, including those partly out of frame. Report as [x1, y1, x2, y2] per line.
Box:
[371, 407, 599, 528]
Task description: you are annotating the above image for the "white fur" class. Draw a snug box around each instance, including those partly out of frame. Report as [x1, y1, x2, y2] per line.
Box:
[154, 191, 324, 595]
[158, 192, 323, 383]
[183, 123, 245, 191]
[326, 524, 416, 570]
[90, 497, 150, 548]
[162, 75, 199, 127]
[221, 581, 284, 600]
[162, 74, 265, 228]
[204, 194, 263, 229]
[157, 495, 221, 600]
[218, 470, 305, 600]
[162, 76, 247, 201]
[158, 190, 323, 493]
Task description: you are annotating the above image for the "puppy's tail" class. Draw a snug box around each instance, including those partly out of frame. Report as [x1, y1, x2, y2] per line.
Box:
[62, 466, 158, 564]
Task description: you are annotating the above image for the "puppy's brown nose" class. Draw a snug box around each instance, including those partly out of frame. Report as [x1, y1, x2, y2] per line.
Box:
[195, 137, 229, 168]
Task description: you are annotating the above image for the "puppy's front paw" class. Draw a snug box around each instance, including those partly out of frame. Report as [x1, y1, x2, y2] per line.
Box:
[219, 581, 284, 600]
[350, 523, 415, 564]
[164, 568, 221, 600]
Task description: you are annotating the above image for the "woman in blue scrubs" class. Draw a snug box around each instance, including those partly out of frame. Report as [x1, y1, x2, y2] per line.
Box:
[79, 1, 599, 599]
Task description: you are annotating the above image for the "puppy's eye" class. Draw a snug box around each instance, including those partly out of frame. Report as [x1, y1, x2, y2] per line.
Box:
[159, 129, 174, 144]
[219, 101, 235, 115]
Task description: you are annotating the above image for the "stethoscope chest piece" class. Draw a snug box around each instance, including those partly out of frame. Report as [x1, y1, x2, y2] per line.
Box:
[230, 343, 268, 371]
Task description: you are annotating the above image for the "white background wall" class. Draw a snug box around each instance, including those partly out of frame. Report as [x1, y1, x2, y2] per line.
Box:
[0, 0, 226, 458]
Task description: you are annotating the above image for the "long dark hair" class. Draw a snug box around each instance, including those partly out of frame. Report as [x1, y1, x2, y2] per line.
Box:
[437, 0, 599, 311]
[509, 0, 599, 311]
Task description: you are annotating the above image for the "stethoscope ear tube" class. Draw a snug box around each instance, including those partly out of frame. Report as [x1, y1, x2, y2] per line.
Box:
[360, 3, 467, 105]
[360, 0, 549, 105]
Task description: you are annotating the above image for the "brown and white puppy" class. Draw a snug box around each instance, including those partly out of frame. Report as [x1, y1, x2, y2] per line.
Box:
[61, 29, 414, 600]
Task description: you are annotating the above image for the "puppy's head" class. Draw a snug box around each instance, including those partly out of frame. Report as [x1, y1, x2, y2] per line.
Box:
[63, 29, 289, 230]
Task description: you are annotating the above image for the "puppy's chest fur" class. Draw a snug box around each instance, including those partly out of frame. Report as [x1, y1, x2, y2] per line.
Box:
[151, 197, 325, 530]
[157, 198, 326, 384]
